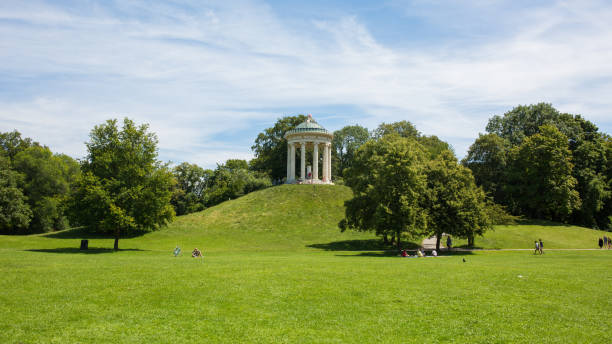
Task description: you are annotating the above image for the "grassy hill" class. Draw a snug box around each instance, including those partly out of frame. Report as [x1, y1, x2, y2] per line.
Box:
[2, 184, 609, 252]
[2, 184, 612, 343]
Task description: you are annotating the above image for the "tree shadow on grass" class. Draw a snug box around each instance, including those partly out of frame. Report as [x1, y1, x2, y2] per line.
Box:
[25, 247, 148, 254]
[307, 239, 417, 251]
[43, 227, 147, 239]
[335, 249, 475, 257]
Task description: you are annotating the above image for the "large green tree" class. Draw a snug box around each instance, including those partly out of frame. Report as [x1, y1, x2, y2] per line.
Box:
[332, 124, 370, 179]
[0, 155, 32, 233]
[425, 151, 491, 249]
[206, 159, 271, 206]
[250, 114, 307, 181]
[341, 134, 428, 251]
[71, 118, 175, 250]
[171, 162, 213, 216]
[13, 146, 80, 232]
[372, 120, 419, 140]
[505, 125, 580, 221]
[461, 133, 509, 203]
[0, 130, 36, 160]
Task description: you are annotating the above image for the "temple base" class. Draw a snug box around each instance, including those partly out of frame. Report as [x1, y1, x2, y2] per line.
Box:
[286, 179, 333, 185]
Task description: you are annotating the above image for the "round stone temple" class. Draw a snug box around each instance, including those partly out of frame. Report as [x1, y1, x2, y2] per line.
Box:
[284, 115, 333, 184]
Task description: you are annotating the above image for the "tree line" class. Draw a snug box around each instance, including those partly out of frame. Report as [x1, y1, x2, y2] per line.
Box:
[462, 103, 612, 230]
[1, 103, 609, 248]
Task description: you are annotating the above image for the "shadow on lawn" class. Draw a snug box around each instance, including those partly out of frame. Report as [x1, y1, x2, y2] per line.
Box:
[307, 239, 419, 251]
[25, 247, 147, 254]
[43, 227, 147, 239]
[335, 249, 475, 257]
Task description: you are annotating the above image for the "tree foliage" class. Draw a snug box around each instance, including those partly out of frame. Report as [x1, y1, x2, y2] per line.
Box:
[332, 124, 370, 179]
[461, 133, 508, 203]
[250, 114, 307, 181]
[171, 162, 212, 216]
[505, 125, 580, 221]
[372, 121, 420, 140]
[0, 130, 36, 160]
[70, 118, 175, 249]
[425, 150, 492, 249]
[464, 103, 611, 229]
[342, 134, 428, 251]
[206, 159, 271, 206]
[13, 146, 80, 233]
[0, 155, 32, 233]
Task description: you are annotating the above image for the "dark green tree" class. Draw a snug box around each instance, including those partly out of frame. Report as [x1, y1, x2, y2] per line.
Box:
[332, 124, 370, 178]
[462, 133, 509, 203]
[505, 125, 580, 221]
[0, 130, 36, 160]
[13, 146, 80, 232]
[206, 159, 271, 206]
[250, 114, 307, 181]
[571, 135, 611, 228]
[0, 155, 32, 233]
[425, 150, 492, 249]
[71, 118, 175, 250]
[342, 134, 428, 251]
[171, 162, 213, 215]
[372, 120, 419, 140]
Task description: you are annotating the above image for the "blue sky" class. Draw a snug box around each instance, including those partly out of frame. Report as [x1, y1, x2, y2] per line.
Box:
[1, 0, 611, 168]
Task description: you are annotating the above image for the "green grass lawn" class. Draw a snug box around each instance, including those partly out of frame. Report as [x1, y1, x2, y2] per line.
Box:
[2, 185, 612, 343]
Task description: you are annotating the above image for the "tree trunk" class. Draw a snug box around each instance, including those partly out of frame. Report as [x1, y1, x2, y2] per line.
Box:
[383, 233, 388, 245]
[468, 234, 474, 248]
[396, 229, 401, 252]
[436, 235, 441, 251]
[114, 230, 120, 250]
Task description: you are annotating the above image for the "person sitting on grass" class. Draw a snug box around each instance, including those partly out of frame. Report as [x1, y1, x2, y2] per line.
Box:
[401, 249, 407, 257]
[417, 249, 424, 257]
[192, 248, 202, 258]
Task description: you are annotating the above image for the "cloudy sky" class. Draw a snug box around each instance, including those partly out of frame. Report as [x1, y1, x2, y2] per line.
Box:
[1, 0, 611, 168]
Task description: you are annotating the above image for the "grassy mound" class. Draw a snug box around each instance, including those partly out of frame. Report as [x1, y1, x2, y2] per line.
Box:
[2, 185, 612, 343]
[455, 220, 608, 249]
[2, 184, 608, 252]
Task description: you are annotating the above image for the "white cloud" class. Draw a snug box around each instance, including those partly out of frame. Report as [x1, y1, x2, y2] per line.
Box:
[0, 0, 611, 168]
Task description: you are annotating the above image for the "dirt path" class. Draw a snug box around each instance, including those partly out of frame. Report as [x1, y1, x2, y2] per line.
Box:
[421, 236, 440, 250]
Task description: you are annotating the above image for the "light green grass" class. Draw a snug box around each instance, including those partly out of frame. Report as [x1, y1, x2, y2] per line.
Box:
[450, 220, 608, 249]
[1, 185, 612, 343]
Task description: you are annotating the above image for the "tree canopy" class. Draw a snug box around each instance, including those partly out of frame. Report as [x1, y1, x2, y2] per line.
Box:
[70, 118, 175, 249]
[342, 134, 428, 251]
[464, 103, 610, 229]
[250, 114, 307, 181]
[332, 124, 370, 179]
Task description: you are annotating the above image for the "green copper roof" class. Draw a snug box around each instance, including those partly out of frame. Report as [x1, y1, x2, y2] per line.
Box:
[285, 115, 330, 136]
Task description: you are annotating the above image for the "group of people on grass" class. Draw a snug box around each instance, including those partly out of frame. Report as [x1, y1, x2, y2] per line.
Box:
[598, 236, 611, 249]
[400, 248, 438, 258]
[534, 239, 544, 254]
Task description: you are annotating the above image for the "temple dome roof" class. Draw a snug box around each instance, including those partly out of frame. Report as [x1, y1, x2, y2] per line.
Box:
[285, 115, 330, 136]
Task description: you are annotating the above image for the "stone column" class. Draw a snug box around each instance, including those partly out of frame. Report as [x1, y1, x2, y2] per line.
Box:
[300, 142, 306, 180]
[327, 143, 332, 183]
[286, 144, 291, 181]
[313, 142, 319, 181]
[322, 143, 327, 182]
[290, 143, 296, 181]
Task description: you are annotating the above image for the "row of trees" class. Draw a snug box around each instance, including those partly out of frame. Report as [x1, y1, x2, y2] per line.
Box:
[1, 119, 272, 249]
[463, 103, 612, 229]
[0, 132, 80, 233]
[339, 126, 493, 250]
[170, 159, 271, 216]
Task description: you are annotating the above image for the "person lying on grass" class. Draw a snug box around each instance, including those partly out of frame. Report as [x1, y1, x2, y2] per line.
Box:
[192, 248, 202, 258]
